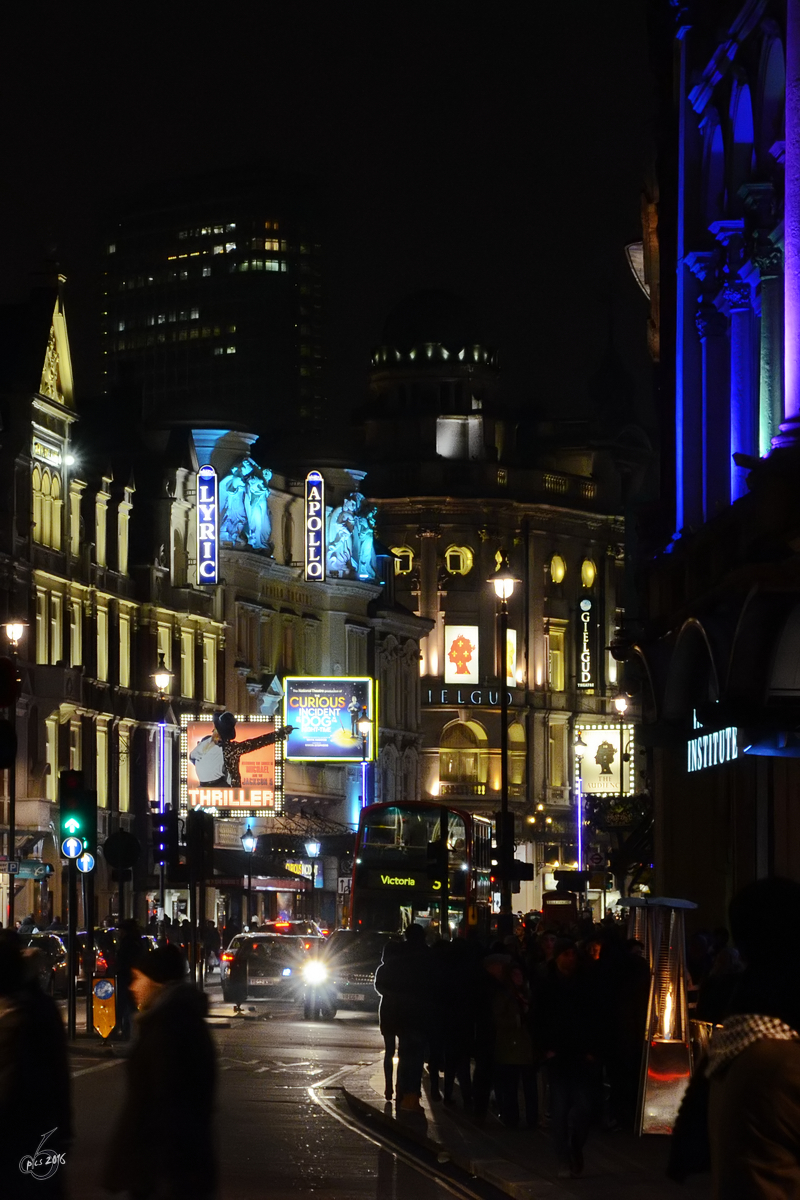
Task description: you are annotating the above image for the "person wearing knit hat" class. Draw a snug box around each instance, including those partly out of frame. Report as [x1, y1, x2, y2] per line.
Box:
[102, 942, 218, 1198]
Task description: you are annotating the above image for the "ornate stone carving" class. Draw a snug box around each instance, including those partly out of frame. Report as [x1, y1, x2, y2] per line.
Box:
[326, 493, 378, 581]
[40, 325, 60, 401]
[695, 305, 728, 341]
[753, 239, 783, 277]
[724, 280, 751, 311]
[219, 457, 273, 552]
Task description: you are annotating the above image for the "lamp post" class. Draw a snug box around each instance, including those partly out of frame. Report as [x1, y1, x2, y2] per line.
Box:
[5, 620, 26, 930]
[151, 652, 174, 942]
[241, 822, 256, 928]
[358, 711, 373, 810]
[305, 839, 321, 921]
[574, 730, 587, 872]
[489, 563, 518, 938]
[613, 693, 629, 801]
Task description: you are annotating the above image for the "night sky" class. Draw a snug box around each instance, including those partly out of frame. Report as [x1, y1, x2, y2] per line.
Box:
[2, 4, 655, 427]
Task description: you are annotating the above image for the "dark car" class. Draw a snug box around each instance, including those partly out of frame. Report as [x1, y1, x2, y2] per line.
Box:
[219, 933, 311, 1004]
[21, 932, 69, 997]
[302, 929, 394, 1021]
[258, 919, 327, 941]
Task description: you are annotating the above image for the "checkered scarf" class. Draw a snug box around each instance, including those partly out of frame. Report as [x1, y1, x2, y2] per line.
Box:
[705, 1013, 799, 1078]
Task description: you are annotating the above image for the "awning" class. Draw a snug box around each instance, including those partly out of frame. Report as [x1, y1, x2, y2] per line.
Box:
[212, 848, 312, 887]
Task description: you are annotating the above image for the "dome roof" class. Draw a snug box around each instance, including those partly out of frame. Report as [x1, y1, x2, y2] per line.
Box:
[381, 290, 484, 354]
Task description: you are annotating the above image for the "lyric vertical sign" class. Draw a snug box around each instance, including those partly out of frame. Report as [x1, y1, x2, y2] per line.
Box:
[196, 464, 219, 585]
[305, 470, 325, 581]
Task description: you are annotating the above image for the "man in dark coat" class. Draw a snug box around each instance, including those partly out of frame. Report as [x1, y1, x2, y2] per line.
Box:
[536, 937, 602, 1178]
[102, 943, 218, 1199]
[374, 924, 432, 1112]
[0, 932, 72, 1197]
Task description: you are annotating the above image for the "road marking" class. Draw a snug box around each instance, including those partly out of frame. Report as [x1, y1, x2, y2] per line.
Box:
[309, 1066, 487, 1200]
[71, 1059, 126, 1079]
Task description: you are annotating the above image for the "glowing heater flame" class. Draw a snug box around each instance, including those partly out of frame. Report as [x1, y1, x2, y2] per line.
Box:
[662, 987, 675, 1041]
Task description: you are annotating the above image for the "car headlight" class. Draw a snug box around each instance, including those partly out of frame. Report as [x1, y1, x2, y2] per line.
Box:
[302, 961, 329, 986]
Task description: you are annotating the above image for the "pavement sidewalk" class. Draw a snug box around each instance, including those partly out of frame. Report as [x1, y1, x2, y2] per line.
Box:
[339, 1058, 712, 1200]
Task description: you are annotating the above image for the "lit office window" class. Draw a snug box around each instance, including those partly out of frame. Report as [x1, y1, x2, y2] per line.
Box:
[225, 242, 236, 252]
[213, 245, 223, 255]
[107, 243, 116, 254]
[96, 721, 108, 807]
[181, 629, 195, 699]
[202, 266, 211, 277]
[50, 593, 63, 665]
[97, 606, 109, 681]
[546, 622, 566, 691]
[191, 307, 199, 318]
[118, 725, 131, 812]
[226, 346, 236, 354]
[203, 634, 216, 703]
[70, 600, 82, 667]
[119, 612, 130, 688]
[36, 589, 48, 664]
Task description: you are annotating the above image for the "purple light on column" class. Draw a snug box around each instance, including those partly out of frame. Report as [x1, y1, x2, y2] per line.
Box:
[779, 0, 800, 442]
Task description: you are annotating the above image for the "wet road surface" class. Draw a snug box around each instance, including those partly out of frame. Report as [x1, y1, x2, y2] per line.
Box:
[62, 997, 499, 1200]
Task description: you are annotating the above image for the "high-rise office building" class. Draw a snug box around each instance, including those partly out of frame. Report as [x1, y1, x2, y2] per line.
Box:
[101, 165, 324, 434]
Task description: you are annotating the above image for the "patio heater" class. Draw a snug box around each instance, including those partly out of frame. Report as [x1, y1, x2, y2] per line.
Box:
[625, 895, 697, 1135]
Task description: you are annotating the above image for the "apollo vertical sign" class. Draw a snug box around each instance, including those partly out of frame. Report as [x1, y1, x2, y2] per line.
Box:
[577, 598, 594, 690]
[196, 464, 219, 585]
[304, 470, 325, 581]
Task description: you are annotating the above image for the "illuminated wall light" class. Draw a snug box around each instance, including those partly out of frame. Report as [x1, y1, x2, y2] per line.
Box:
[430, 778, 441, 797]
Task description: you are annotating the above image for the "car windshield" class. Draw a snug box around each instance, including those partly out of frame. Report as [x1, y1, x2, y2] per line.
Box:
[233, 936, 306, 959]
[324, 930, 393, 967]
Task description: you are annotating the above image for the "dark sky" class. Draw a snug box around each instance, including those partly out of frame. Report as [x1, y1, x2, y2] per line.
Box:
[2, 4, 655, 426]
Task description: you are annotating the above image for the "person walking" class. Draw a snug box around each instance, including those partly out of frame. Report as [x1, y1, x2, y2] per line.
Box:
[492, 961, 538, 1128]
[536, 937, 602, 1178]
[374, 924, 432, 1113]
[374, 940, 403, 1101]
[114, 919, 144, 1041]
[102, 942, 218, 1199]
[0, 931, 72, 1197]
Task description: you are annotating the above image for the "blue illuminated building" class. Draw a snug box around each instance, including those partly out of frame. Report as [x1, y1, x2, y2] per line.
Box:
[621, 1, 800, 925]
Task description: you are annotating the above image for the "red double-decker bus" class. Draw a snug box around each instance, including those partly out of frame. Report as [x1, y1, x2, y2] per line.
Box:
[350, 800, 492, 940]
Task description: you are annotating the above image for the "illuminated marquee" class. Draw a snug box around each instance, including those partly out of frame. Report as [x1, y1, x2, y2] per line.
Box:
[577, 599, 594, 690]
[196, 464, 219, 585]
[304, 470, 325, 581]
[180, 714, 284, 815]
[284, 676, 375, 761]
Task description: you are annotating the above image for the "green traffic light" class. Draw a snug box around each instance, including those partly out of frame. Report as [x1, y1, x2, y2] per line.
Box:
[63, 816, 81, 834]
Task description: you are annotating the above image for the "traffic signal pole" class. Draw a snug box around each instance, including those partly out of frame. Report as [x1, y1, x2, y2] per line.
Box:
[67, 858, 77, 1039]
[498, 598, 514, 938]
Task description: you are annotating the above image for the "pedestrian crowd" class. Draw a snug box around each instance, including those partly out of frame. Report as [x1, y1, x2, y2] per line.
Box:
[374, 913, 650, 1179]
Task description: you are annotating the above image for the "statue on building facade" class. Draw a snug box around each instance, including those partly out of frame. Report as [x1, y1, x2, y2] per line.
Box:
[218, 457, 273, 553]
[325, 492, 379, 581]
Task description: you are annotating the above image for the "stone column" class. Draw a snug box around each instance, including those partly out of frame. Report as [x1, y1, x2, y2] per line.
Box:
[776, 0, 800, 445]
[696, 304, 731, 517]
[726, 280, 755, 500]
[754, 239, 784, 453]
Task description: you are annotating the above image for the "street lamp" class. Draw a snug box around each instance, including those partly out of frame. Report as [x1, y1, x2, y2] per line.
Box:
[357, 712, 372, 810]
[305, 839, 321, 922]
[574, 730, 587, 872]
[614, 692, 628, 801]
[488, 562, 518, 937]
[241, 822, 256, 928]
[151, 653, 175, 942]
[4, 619, 26, 930]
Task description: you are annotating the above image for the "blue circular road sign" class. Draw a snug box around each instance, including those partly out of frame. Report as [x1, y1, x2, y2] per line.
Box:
[76, 852, 95, 873]
[61, 836, 83, 859]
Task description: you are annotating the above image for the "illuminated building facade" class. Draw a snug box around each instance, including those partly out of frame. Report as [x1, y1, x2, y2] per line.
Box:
[626, 2, 800, 925]
[361, 291, 634, 912]
[0, 283, 428, 930]
[101, 164, 324, 432]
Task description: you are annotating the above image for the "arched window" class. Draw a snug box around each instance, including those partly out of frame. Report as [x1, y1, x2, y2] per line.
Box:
[41, 469, 52, 550]
[32, 466, 42, 544]
[439, 719, 488, 789]
[703, 120, 725, 223]
[508, 721, 526, 787]
[50, 474, 62, 551]
[729, 82, 755, 204]
[757, 37, 785, 170]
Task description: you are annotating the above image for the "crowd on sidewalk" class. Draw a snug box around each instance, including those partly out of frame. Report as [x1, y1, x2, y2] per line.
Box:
[374, 914, 652, 1179]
